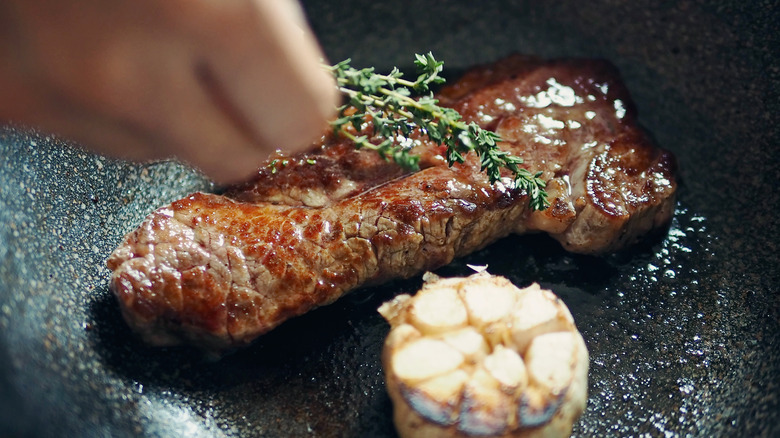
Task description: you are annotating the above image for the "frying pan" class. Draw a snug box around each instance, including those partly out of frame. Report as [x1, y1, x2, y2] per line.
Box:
[1, 0, 778, 436]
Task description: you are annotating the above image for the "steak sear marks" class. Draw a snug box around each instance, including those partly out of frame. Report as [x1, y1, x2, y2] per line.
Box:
[107, 55, 677, 352]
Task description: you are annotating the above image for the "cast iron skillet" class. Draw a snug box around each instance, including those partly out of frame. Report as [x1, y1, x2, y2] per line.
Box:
[1, 1, 778, 436]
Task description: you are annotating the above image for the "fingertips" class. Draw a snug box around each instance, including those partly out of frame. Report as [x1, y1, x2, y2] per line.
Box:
[190, 148, 268, 185]
[2, 0, 340, 185]
[200, 0, 338, 154]
[266, 0, 340, 135]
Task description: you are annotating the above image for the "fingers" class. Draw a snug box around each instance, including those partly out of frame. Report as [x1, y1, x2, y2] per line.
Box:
[5, 63, 271, 186]
[72, 37, 278, 184]
[151, 56, 277, 183]
[194, 0, 339, 153]
[1, 31, 271, 184]
[0, 0, 338, 184]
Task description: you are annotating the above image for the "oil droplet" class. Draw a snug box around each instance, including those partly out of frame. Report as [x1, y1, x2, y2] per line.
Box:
[679, 383, 694, 394]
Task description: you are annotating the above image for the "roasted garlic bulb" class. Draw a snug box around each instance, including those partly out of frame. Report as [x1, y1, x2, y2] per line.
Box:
[379, 272, 589, 438]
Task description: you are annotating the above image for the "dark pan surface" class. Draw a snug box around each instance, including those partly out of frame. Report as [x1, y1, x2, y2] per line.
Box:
[1, 1, 778, 436]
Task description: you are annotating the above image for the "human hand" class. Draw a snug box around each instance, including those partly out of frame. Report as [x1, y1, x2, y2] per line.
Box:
[0, 0, 338, 183]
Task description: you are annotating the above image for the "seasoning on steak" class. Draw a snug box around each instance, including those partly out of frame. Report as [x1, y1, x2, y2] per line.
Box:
[107, 55, 677, 352]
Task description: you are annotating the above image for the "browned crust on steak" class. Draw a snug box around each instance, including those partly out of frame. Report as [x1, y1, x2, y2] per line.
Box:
[107, 55, 677, 351]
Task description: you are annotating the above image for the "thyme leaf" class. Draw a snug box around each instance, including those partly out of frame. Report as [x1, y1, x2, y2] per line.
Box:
[326, 53, 549, 211]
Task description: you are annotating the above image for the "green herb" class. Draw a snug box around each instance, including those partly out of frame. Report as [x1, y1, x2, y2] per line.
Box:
[326, 53, 549, 211]
[268, 158, 289, 174]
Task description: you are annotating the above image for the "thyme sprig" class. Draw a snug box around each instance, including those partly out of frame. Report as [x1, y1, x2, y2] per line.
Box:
[326, 53, 549, 211]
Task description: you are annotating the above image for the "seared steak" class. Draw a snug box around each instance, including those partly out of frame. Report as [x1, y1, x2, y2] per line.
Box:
[107, 55, 677, 352]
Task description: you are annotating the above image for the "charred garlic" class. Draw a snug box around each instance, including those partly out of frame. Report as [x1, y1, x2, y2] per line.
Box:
[379, 272, 588, 438]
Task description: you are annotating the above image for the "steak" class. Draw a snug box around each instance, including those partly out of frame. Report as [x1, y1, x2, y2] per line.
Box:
[107, 55, 677, 352]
